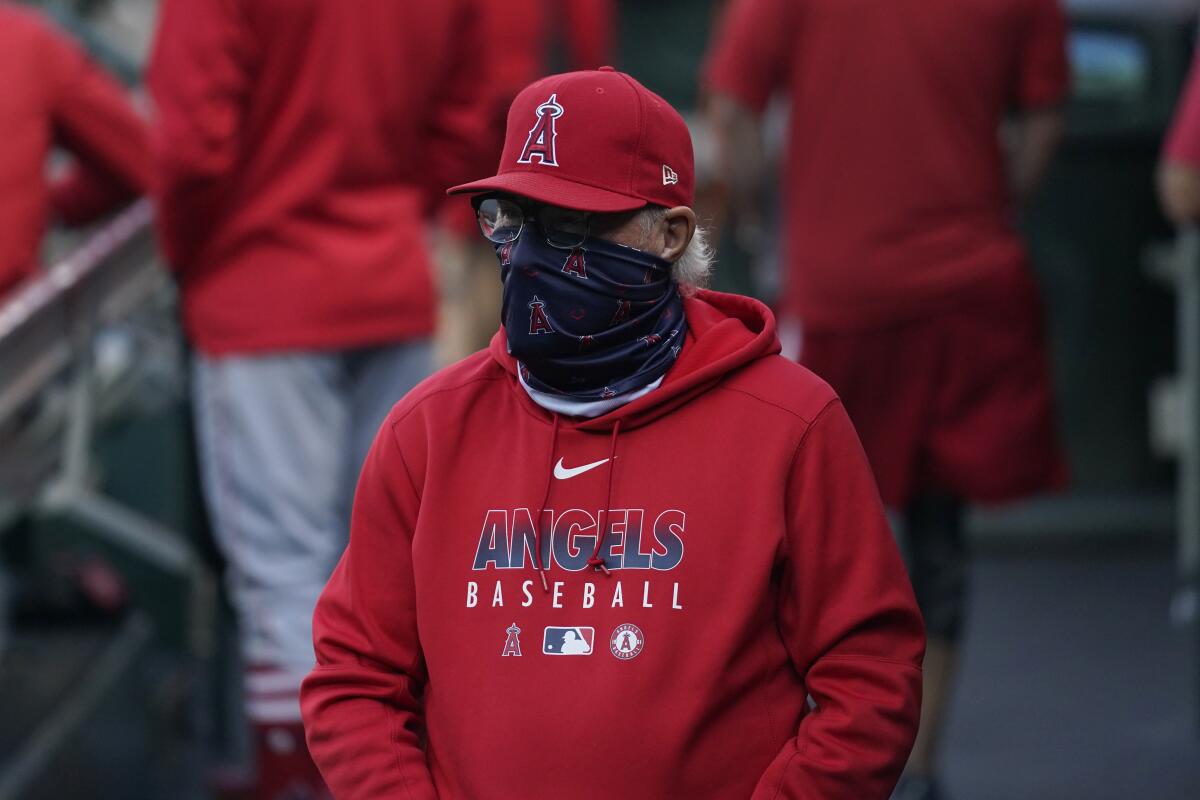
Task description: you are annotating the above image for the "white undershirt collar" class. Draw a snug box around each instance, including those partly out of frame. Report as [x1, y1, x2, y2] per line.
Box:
[517, 368, 663, 419]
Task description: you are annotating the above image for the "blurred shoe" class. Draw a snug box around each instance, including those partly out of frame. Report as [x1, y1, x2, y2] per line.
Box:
[892, 774, 945, 800]
[11, 552, 128, 625]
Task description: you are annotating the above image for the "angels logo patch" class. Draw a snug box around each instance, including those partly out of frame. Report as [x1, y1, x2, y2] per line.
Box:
[610, 623, 644, 660]
[501, 622, 523, 657]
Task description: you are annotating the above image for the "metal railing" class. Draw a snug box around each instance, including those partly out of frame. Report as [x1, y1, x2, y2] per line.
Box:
[1145, 228, 1200, 733]
[0, 201, 216, 798]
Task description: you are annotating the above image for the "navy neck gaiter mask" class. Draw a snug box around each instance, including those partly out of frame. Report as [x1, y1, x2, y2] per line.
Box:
[498, 226, 687, 401]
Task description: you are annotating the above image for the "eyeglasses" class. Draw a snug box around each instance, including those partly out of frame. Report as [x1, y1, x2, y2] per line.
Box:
[473, 195, 593, 250]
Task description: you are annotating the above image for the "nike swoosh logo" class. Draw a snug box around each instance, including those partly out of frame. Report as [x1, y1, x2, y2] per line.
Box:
[553, 457, 611, 480]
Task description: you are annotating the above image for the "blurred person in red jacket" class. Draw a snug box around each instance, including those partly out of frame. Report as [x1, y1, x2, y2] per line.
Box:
[1160, 49, 1200, 223]
[706, 2, 1071, 798]
[148, 1, 491, 797]
[0, 1, 150, 298]
[490, 0, 615, 107]
[435, 0, 616, 365]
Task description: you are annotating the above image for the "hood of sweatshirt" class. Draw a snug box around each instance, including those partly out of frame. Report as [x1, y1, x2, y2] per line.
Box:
[486, 289, 784, 584]
[488, 289, 782, 433]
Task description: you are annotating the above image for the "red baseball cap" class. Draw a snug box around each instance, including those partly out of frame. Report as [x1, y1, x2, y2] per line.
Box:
[448, 67, 694, 212]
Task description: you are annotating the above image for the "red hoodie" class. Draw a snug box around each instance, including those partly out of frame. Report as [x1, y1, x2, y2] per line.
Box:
[302, 291, 924, 799]
[147, 0, 491, 355]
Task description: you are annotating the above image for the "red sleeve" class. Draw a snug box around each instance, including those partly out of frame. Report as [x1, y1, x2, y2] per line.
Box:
[39, 20, 152, 224]
[752, 401, 924, 800]
[1016, 0, 1070, 109]
[51, 161, 146, 226]
[147, 0, 255, 268]
[703, 0, 798, 113]
[1165, 52, 1200, 169]
[561, 0, 616, 71]
[301, 418, 436, 800]
[421, 0, 496, 211]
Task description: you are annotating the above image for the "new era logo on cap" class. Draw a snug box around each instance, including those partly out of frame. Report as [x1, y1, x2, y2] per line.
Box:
[662, 164, 678, 186]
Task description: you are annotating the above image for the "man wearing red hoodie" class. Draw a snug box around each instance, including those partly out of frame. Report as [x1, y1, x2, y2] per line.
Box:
[148, 2, 490, 797]
[0, 1, 151, 298]
[302, 68, 925, 800]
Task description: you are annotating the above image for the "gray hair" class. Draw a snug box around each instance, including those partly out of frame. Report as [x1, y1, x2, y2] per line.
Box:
[636, 206, 714, 295]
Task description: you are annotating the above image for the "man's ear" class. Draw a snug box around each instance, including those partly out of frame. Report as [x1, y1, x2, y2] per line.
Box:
[660, 207, 697, 262]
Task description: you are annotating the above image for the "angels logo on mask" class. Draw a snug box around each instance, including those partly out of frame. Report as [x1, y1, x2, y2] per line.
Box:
[528, 296, 554, 335]
[562, 248, 588, 279]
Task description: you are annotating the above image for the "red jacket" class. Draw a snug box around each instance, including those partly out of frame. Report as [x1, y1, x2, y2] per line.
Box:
[490, 0, 616, 105]
[0, 2, 151, 297]
[302, 291, 924, 799]
[148, 0, 492, 355]
[705, 0, 1069, 330]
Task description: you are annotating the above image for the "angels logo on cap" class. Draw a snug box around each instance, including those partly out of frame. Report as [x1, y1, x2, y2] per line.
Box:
[517, 94, 564, 167]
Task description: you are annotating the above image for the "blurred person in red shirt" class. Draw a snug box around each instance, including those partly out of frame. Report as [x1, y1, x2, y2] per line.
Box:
[1160, 49, 1200, 223]
[705, 2, 1070, 798]
[490, 0, 615, 107]
[0, 1, 150, 298]
[148, 1, 491, 797]
[435, 0, 616, 365]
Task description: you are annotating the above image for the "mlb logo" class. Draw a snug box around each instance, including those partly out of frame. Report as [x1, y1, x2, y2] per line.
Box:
[542, 626, 595, 656]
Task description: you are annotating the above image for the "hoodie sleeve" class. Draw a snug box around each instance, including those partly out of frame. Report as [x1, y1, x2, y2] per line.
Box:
[703, 0, 799, 114]
[753, 400, 925, 800]
[40, 17, 152, 223]
[146, 0, 255, 270]
[300, 420, 436, 800]
[420, 0, 494, 211]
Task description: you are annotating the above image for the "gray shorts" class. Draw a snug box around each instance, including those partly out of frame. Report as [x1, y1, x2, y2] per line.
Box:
[192, 340, 431, 723]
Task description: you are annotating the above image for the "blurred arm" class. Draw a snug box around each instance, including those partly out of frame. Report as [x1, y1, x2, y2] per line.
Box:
[1160, 52, 1200, 225]
[561, 0, 616, 70]
[423, 0, 495, 212]
[301, 421, 436, 799]
[1158, 163, 1200, 226]
[1009, 0, 1070, 206]
[147, 0, 254, 269]
[752, 402, 925, 799]
[706, 93, 767, 236]
[41, 20, 152, 224]
[1008, 107, 1065, 206]
[702, 0, 794, 240]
